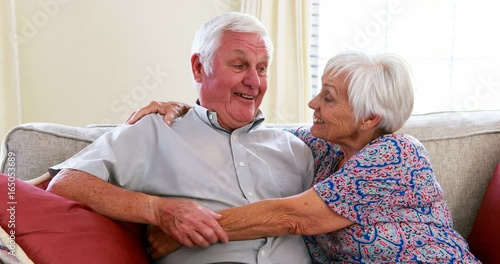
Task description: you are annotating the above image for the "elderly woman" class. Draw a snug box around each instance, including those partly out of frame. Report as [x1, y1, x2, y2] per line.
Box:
[130, 52, 479, 263]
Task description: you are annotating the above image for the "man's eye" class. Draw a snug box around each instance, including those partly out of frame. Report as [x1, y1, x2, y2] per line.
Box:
[233, 64, 244, 69]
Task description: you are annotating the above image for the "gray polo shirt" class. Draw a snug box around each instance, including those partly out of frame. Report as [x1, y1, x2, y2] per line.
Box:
[50, 104, 314, 264]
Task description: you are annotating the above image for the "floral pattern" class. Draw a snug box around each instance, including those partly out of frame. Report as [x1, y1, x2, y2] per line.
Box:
[285, 127, 480, 263]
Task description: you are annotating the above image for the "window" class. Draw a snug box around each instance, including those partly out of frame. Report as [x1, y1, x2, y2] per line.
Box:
[313, 0, 500, 114]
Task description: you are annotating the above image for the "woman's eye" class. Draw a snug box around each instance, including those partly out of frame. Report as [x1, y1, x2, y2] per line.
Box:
[324, 93, 334, 103]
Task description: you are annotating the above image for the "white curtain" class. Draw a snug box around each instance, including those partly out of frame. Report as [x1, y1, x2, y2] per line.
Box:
[0, 0, 21, 140]
[241, 0, 313, 124]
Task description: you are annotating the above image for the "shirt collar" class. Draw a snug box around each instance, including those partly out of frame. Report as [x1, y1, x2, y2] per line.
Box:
[193, 103, 265, 133]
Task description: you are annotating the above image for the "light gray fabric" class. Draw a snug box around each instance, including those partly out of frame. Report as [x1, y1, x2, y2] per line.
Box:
[48, 105, 314, 264]
[0, 123, 114, 180]
[1, 110, 500, 239]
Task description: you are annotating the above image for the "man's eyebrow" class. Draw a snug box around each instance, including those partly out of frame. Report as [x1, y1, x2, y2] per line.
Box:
[232, 49, 270, 61]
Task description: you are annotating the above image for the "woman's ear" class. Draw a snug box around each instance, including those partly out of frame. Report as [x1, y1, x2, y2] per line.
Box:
[361, 115, 381, 130]
[191, 53, 203, 82]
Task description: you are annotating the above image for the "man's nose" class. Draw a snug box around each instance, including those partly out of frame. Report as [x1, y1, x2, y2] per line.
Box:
[243, 67, 261, 89]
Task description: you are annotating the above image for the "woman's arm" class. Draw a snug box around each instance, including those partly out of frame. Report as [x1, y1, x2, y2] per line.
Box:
[147, 188, 353, 259]
[125, 101, 192, 125]
[219, 188, 353, 240]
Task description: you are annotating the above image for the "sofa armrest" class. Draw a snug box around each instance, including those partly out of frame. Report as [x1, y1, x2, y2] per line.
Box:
[0, 123, 116, 181]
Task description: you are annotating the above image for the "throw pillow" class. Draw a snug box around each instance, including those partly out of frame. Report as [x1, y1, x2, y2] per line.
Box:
[26, 172, 51, 190]
[467, 161, 500, 263]
[0, 173, 149, 264]
[0, 225, 34, 263]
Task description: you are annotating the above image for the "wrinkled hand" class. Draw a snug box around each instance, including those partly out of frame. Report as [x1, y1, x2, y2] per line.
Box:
[147, 225, 182, 260]
[152, 198, 228, 249]
[125, 101, 192, 125]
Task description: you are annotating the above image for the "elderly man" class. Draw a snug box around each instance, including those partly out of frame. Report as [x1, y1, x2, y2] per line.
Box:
[47, 12, 314, 264]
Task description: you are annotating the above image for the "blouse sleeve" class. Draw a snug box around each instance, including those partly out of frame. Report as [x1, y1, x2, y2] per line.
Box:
[313, 134, 448, 226]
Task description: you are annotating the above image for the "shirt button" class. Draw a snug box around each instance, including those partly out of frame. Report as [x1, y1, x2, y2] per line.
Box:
[248, 192, 254, 197]
[208, 114, 213, 120]
[232, 135, 237, 140]
[260, 249, 265, 256]
[239, 161, 245, 167]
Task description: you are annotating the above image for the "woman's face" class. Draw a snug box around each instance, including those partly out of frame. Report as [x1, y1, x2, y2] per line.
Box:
[308, 71, 362, 146]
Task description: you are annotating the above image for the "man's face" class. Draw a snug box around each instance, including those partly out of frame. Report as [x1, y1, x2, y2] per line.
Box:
[194, 31, 269, 131]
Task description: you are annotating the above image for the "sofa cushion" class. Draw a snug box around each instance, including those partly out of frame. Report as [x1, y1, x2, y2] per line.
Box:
[467, 161, 500, 263]
[0, 173, 149, 264]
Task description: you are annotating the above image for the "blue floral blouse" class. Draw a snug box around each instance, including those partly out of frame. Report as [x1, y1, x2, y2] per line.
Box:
[287, 127, 480, 263]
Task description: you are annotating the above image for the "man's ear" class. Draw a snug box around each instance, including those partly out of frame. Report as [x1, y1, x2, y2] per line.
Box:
[361, 114, 381, 130]
[191, 53, 203, 82]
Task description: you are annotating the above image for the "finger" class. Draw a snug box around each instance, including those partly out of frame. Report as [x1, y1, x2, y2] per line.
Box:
[187, 231, 210, 248]
[163, 112, 175, 126]
[171, 230, 195, 248]
[179, 103, 193, 114]
[124, 111, 137, 124]
[203, 207, 222, 219]
[202, 218, 228, 244]
[150, 248, 163, 260]
[150, 242, 179, 260]
[194, 225, 220, 245]
[127, 110, 147, 125]
[147, 225, 164, 246]
[128, 101, 163, 124]
[213, 223, 228, 244]
[148, 243, 168, 260]
[200, 208, 228, 243]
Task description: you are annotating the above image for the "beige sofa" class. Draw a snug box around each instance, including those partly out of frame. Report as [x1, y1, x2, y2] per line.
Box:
[1, 110, 500, 240]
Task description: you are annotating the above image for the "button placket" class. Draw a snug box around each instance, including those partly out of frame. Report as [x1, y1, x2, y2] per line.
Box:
[231, 131, 258, 202]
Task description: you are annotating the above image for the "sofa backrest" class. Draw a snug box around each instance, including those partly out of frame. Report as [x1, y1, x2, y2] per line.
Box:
[1, 110, 500, 239]
[398, 111, 500, 238]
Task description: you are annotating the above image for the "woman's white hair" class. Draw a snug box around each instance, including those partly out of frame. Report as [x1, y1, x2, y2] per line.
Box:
[191, 12, 273, 78]
[324, 51, 414, 133]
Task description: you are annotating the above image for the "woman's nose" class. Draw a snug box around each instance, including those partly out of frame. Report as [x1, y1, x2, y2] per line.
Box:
[308, 94, 319, 110]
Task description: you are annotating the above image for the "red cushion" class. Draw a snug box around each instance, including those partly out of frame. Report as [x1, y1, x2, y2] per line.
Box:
[467, 161, 500, 263]
[34, 178, 51, 190]
[0, 174, 149, 264]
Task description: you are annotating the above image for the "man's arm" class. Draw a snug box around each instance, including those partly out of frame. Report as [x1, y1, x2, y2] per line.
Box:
[47, 169, 228, 248]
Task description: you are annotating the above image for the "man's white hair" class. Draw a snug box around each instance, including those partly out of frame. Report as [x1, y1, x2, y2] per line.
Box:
[191, 12, 274, 90]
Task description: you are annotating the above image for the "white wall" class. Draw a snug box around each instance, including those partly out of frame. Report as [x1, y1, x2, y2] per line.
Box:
[14, 0, 238, 127]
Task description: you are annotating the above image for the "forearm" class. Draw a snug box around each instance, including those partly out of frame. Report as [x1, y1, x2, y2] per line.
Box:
[218, 189, 353, 241]
[218, 199, 298, 240]
[47, 169, 157, 224]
